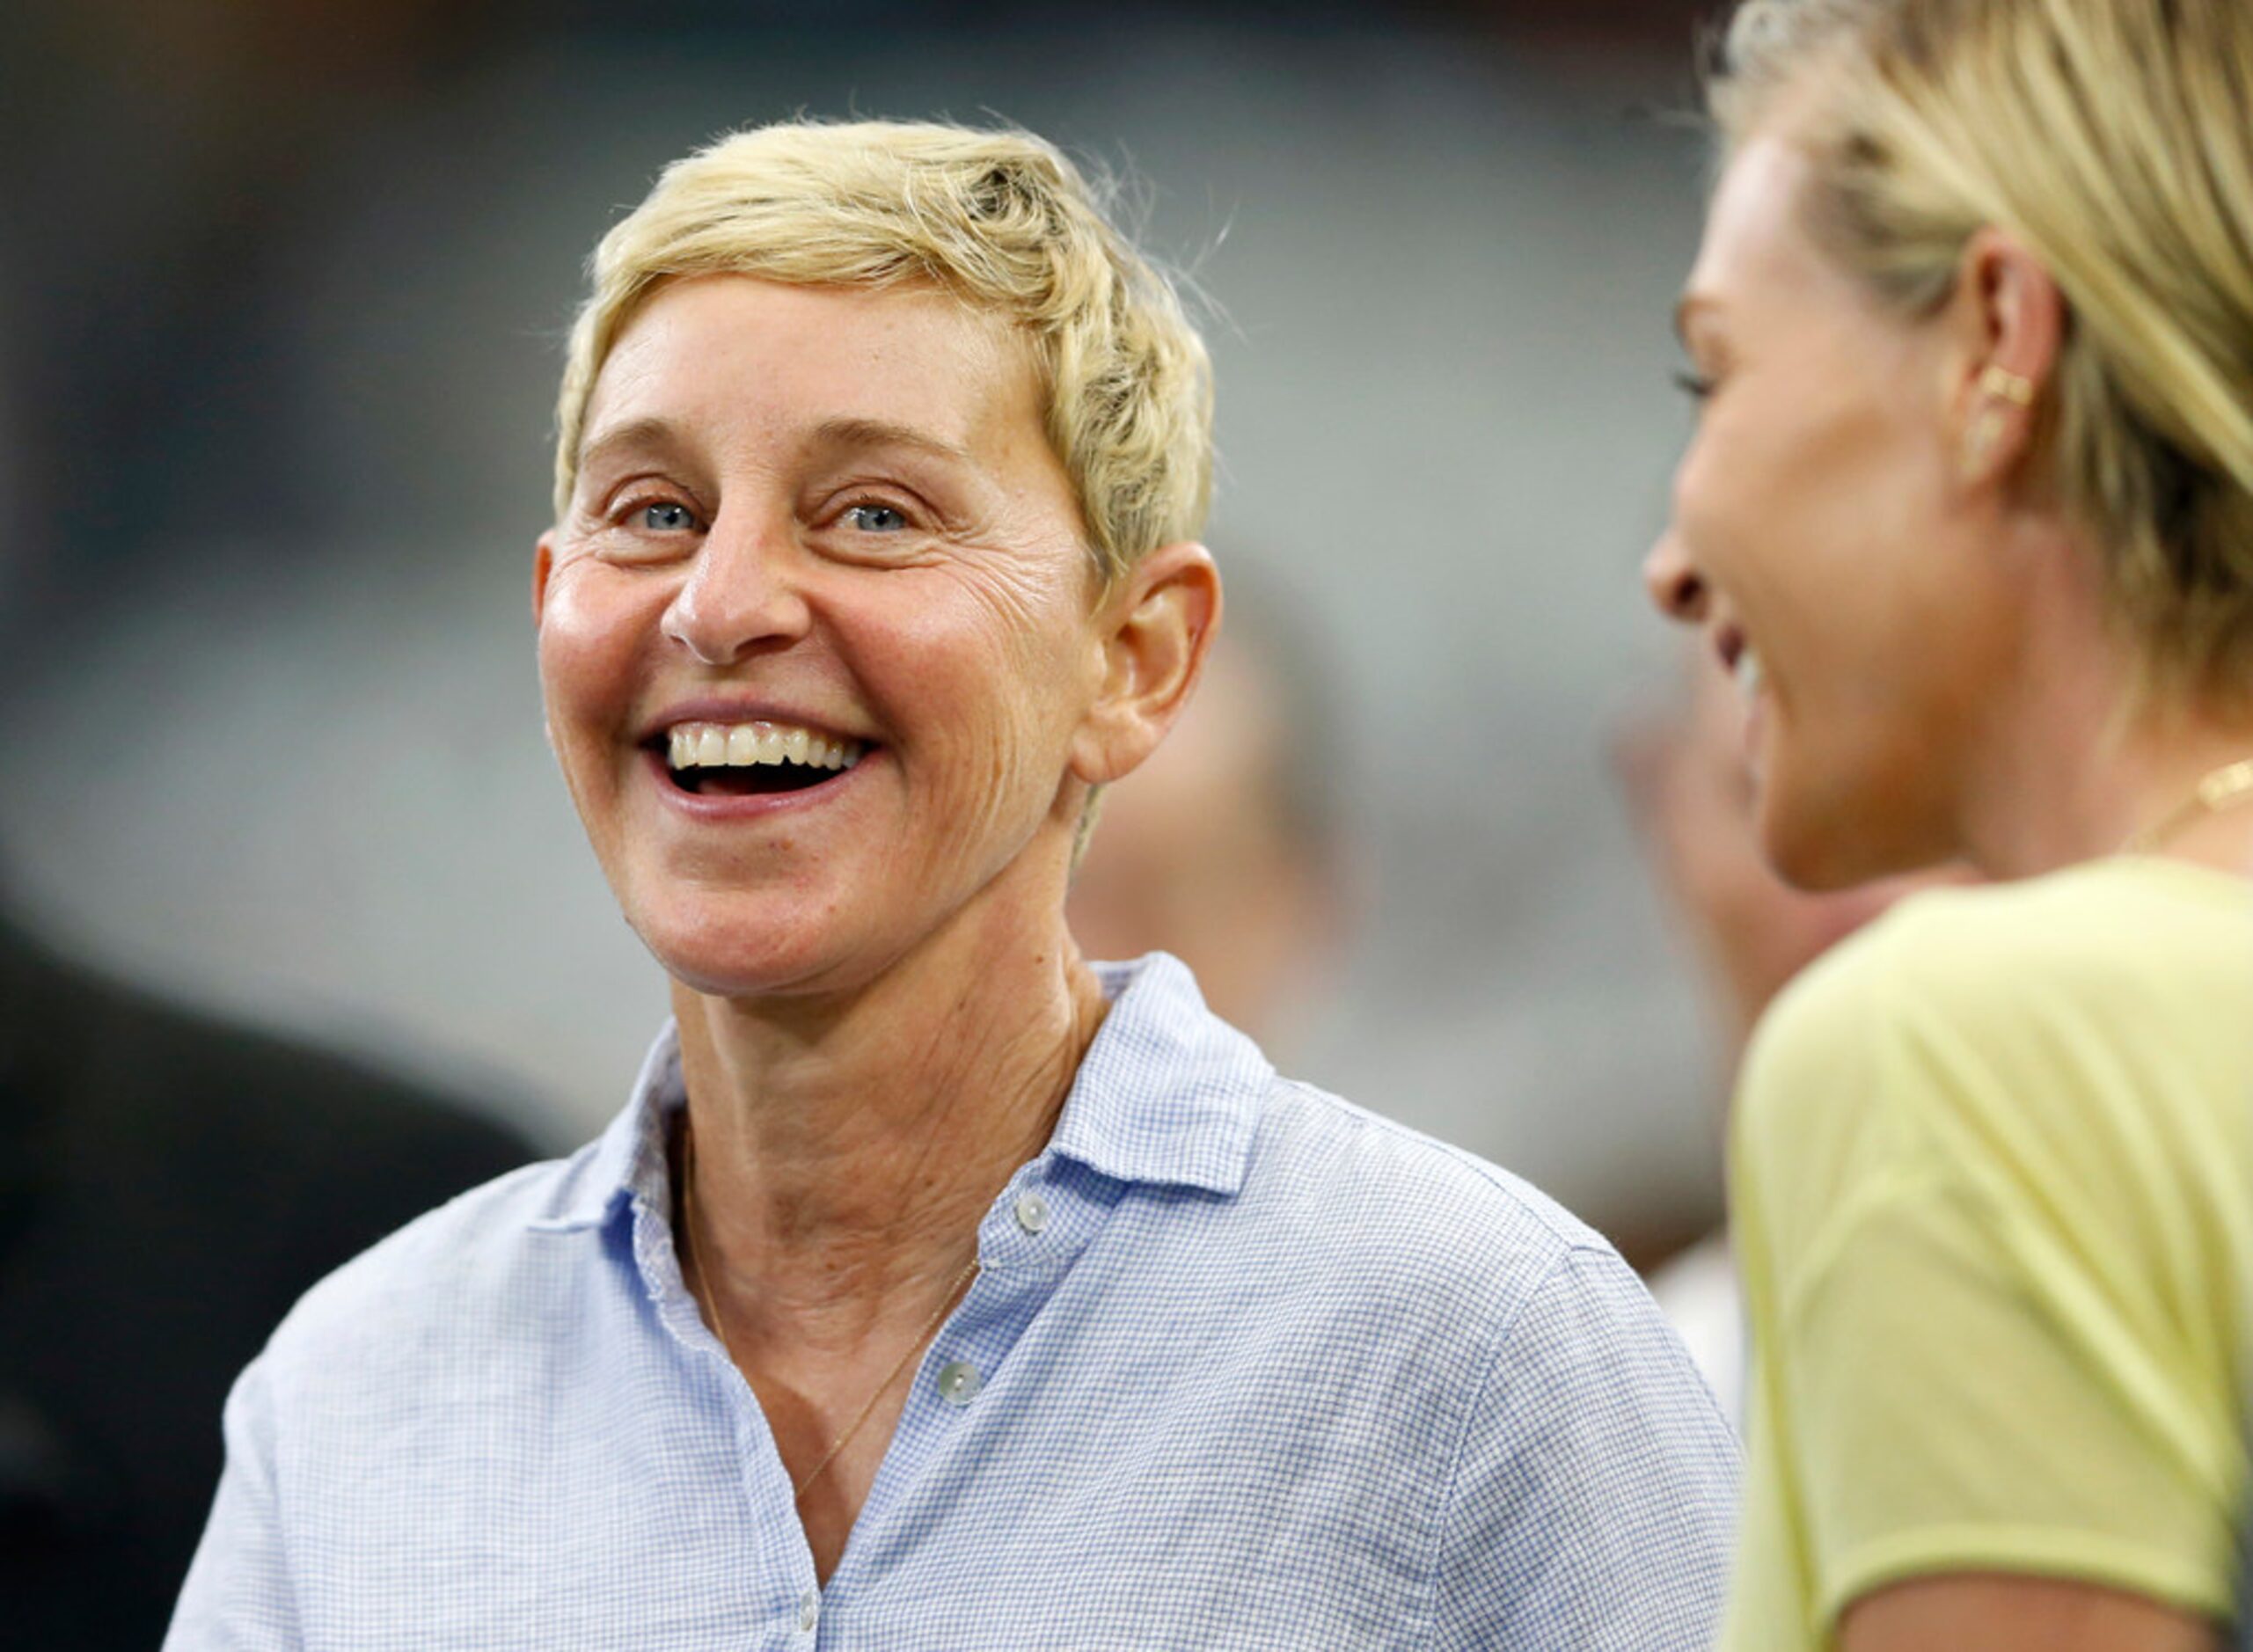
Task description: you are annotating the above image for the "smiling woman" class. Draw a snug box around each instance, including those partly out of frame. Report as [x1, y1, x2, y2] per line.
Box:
[1643, 3, 2253, 1649]
[164, 119, 1737, 1650]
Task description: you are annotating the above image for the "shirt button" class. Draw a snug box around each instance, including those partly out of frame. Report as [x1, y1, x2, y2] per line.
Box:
[797, 1589, 819, 1632]
[1013, 1191, 1050, 1234]
[936, 1359, 983, 1407]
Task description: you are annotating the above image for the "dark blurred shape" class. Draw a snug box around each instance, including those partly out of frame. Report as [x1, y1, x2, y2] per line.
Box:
[1434, 0, 1710, 54]
[0, 899, 536, 1651]
[0, 0, 513, 647]
[1069, 572, 1351, 1050]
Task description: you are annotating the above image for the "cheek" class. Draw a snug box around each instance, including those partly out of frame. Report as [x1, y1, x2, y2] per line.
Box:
[903, 562, 1096, 735]
[538, 566, 649, 712]
[897, 596, 1099, 859]
[1671, 412, 1768, 596]
[1689, 391, 1926, 650]
[536, 565, 668, 799]
[977, 554, 1094, 691]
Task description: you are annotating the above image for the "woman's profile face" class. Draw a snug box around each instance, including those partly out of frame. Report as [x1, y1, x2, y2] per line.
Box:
[534, 275, 1112, 998]
[1648, 132, 2020, 889]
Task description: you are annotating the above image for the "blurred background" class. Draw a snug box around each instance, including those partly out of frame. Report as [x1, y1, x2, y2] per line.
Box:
[0, 0, 1730, 1262]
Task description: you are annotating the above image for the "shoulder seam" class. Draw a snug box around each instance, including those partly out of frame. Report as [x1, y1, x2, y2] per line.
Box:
[1421, 1239, 1587, 1645]
[1262, 1077, 1596, 1254]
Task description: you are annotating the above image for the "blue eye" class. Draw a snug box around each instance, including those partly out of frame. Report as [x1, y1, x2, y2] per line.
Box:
[843, 502, 908, 533]
[638, 501, 698, 531]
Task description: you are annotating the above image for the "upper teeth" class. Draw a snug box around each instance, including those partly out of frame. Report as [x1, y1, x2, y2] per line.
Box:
[665, 720, 863, 771]
[1734, 647, 1764, 703]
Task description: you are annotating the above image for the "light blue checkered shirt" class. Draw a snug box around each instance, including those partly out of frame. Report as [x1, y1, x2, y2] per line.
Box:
[168, 955, 1737, 1649]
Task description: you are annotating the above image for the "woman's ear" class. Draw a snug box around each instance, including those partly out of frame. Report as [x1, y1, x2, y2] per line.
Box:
[532, 533, 559, 626]
[1946, 228, 2066, 488]
[1070, 542, 1222, 787]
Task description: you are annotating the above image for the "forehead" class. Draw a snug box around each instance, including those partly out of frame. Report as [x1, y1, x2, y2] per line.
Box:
[1685, 135, 1834, 318]
[580, 275, 1047, 464]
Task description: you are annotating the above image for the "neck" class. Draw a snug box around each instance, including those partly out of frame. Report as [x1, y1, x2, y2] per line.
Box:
[673, 892, 1108, 1347]
[1949, 574, 2253, 877]
[2114, 721, 2253, 871]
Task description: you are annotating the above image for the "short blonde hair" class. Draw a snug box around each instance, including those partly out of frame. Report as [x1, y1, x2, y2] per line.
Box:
[552, 119, 1213, 581]
[1710, 0, 2253, 715]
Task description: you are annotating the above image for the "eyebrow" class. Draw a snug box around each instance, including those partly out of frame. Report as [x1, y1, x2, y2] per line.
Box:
[576, 415, 691, 478]
[575, 414, 979, 475]
[808, 417, 977, 468]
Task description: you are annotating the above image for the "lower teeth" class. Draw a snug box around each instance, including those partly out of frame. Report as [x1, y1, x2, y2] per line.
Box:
[673, 764, 830, 796]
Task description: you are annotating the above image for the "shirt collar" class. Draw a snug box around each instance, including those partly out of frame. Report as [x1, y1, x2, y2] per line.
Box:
[530, 1027, 683, 1234]
[1044, 953, 1268, 1195]
[530, 951, 1268, 1234]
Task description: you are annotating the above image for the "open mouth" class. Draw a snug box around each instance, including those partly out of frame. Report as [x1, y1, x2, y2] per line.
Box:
[656, 720, 866, 799]
[1713, 625, 1763, 705]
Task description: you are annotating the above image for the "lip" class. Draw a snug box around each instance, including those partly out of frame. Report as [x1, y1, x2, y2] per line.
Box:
[640, 742, 874, 822]
[633, 695, 879, 823]
[1713, 622, 1747, 676]
[635, 697, 872, 748]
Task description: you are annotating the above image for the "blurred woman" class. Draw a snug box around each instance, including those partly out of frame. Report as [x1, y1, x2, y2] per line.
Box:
[1646, 2, 2253, 1648]
[168, 118, 1737, 1648]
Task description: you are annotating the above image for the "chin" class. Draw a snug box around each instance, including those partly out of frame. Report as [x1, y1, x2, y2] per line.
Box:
[629, 899, 872, 1004]
[1758, 769, 1948, 894]
[1765, 829, 1894, 894]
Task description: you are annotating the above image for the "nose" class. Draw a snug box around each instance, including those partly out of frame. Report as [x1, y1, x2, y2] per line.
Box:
[1642, 530, 1708, 625]
[661, 508, 813, 666]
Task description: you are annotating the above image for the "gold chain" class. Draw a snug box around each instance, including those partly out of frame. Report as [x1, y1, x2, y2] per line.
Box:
[678, 1117, 981, 1502]
[2121, 757, 2253, 855]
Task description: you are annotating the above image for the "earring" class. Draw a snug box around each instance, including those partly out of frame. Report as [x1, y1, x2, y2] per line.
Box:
[1961, 365, 2035, 479]
[1977, 364, 2036, 406]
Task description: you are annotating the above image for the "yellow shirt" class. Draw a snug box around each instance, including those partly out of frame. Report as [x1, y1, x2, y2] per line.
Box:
[1722, 858, 2253, 1649]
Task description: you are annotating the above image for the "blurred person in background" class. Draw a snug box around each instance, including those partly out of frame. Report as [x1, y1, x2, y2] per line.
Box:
[0, 884, 533, 1652]
[170, 118, 1737, 1648]
[1646, 0, 2253, 1646]
[1066, 573, 1352, 1052]
[1615, 641, 1958, 1422]
[0, 195, 534, 1648]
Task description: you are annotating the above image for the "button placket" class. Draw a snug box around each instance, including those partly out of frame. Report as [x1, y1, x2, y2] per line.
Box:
[796, 1589, 820, 1633]
[907, 1167, 1079, 1431]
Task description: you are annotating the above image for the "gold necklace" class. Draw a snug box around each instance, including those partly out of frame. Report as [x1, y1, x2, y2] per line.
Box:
[2121, 757, 2253, 854]
[678, 1118, 982, 1502]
